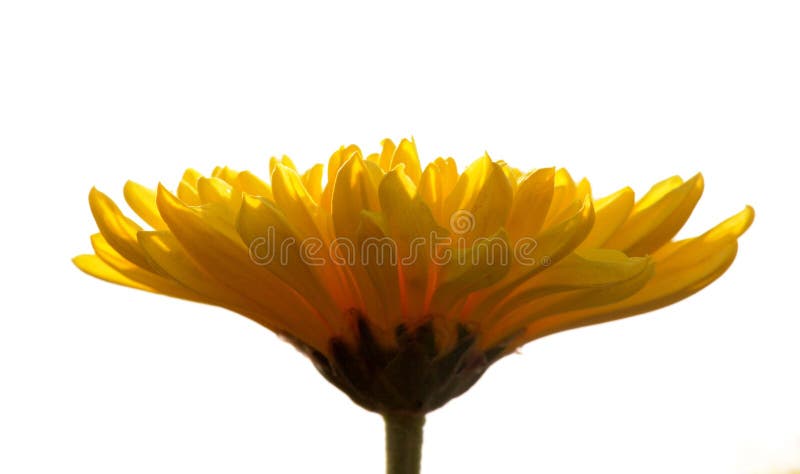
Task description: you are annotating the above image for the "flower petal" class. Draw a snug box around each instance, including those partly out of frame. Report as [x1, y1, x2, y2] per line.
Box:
[302, 164, 324, 203]
[481, 250, 654, 349]
[604, 174, 703, 255]
[443, 154, 491, 220]
[88, 187, 154, 271]
[390, 138, 422, 184]
[156, 185, 337, 347]
[74, 255, 160, 293]
[542, 168, 577, 226]
[137, 230, 320, 342]
[378, 138, 396, 171]
[85, 234, 204, 302]
[429, 229, 512, 315]
[462, 162, 513, 243]
[236, 194, 349, 322]
[379, 167, 444, 322]
[123, 181, 168, 230]
[177, 168, 203, 205]
[579, 187, 634, 249]
[235, 171, 273, 199]
[197, 177, 241, 224]
[507, 168, 554, 240]
[463, 195, 595, 325]
[332, 155, 380, 240]
[518, 206, 754, 344]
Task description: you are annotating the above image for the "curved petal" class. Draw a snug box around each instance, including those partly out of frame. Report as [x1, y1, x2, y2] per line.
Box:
[88, 187, 154, 271]
[579, 187, 634, 249]
[271, 164, 324, 239]
[379, 168, 445, 323]
[507, 168, 554, 240]
[332, 156, 381, 240]
[604, 174, 703, 255]
[136, 230, 323, 345]
[517, 206, 754, 345]
[429, 229, 512, 315]
[80, 235, 204, 302]
[123, 181, 168, 230]
[462, 162, 513, 243]
[156, 185, 338, 347]
[237, 194, 352, 313]
[390, 138, 422, 184]
[463, 195, 595, 326]
[74, 255, 161, 293]
[480, 251, 654, 349]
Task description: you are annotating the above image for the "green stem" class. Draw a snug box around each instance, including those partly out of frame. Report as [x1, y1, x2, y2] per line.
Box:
[383, 412, 425, 474]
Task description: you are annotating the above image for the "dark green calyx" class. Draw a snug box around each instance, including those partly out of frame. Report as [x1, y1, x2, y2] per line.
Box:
[305, 315, 504, 414]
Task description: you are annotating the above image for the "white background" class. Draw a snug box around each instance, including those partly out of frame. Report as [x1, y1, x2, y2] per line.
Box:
[1, 1, 798, 473]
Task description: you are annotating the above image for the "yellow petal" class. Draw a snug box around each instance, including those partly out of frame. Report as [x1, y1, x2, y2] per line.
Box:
[443, 154, 492, 220]
[513, 249, 652, 297]
[156, 185, 336, 349]
[379, 168, 444, 322]
[605, 174, 703, 255]
[177, 168, 202, 205]
[235, 171, 273, 200]
[518, 206, 754, 344]
[271, 164, 322, 239]
[579, 187, 634, 249]
[332, 156, 380, 239]
[419, 158, 462, 228]
[138, 231, 251, 307]
[653, 205, 754, 263]
[489, 250, 652, 328]
[436, 157, 458, 196]
[269, 155, 297, 176]
[138, 230, 294, 335]
[73, 254, 159, 293]
[123, 181, 168, 230]
[301, 164, 324, 203]
[507, 168, 555, 240]
[321, 145, 362, 211]
[379, 138, 396, 171]
[429, 229, 512, 315]
[497, 161, 520, 194]
[347, 211, 403, 347]
[480, 250, 654, 348]
[88, 187, 153, 271]
[87, 234, 204, 302]
[636, 175, 684, 209]
[546, 177, 591, 226]
[461, 162, 513, 242]
[543, 168, 577, 226]
[418, 163, 442, 224]
[236, 195, 349, 319]
[463, 195, 595, 326]
[197, 177, 242, 223]
[211, 166, 240, 185]
[390, 138, 422, 184]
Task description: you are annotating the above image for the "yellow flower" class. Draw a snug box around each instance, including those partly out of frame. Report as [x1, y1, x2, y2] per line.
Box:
[74, 138, 752, 472]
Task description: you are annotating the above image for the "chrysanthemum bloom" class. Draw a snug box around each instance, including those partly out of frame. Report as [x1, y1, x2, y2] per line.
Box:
[75, 139, 753, 474]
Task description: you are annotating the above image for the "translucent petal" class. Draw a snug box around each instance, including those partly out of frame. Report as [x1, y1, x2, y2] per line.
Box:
[123, 181, 168, 230]
[605, 174, 703, 255]
[507, 168, 554, 240]
[517, 206, 754, 344]
[88, 187, 153, 271]
[579, 187, 634, 249]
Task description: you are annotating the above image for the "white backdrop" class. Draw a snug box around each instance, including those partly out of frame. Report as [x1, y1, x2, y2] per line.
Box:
[1, 1, 798, 473]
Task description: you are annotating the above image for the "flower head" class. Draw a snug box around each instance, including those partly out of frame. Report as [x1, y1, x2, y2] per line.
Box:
[75, 138, 753, 415]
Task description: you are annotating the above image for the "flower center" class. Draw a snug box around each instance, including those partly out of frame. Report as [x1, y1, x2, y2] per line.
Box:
[301, 313, 507, 415]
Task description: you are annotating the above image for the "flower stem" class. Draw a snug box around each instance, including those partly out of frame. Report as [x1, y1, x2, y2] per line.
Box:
[383, 412, 425, 474]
